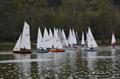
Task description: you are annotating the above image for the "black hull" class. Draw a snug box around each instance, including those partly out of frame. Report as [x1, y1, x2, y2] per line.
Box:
[13, 49, 32, 53]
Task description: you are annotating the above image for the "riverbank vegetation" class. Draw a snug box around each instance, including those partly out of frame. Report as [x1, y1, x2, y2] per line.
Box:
[0, 0, 120, 44]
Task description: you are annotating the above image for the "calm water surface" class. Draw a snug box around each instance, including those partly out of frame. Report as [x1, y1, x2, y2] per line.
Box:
[0, 47, 120, 79]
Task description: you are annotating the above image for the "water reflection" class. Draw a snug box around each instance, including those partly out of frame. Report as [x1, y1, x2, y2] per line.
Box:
[0, 47, 120, 79]
[53, 52, 67, 79]
[37, 53, 54, 79]
[68, 51, 77, 75]
[14, 53, 31, 79]
[86, 51, 97, 71]
[111, 49, 116, 78]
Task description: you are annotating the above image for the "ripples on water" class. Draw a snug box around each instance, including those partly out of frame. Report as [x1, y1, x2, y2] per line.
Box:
[0, 48, 120, 79]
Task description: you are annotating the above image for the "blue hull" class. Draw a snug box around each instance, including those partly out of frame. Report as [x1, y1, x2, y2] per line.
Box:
[84, 48, 98, 51]
[36, 49, 49, 53]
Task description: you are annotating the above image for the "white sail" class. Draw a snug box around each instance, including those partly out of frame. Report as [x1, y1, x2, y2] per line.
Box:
[62, 29, 68, 46]
[72, 29, 77, 44]
[13, 34, 21, 51]
[111, 33, 116, 45]
[86, 32, 88, 46]
[87, 27, 97, 48]
[53, 28, 63, 48]
[58, 29, 66, 47]
[81, 31, 85, 45]
[21, 22, 31, 49]
[68, 29, 74, 47]
[37, 27, 43, 49]
[43, 28, 50, 49]
[49, 28, 54, 48]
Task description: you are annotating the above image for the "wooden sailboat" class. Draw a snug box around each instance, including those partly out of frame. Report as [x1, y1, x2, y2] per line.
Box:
[13, 22, 32, 53]
[111, 32, 116, 48]
[49, 28, 65, 52]
[85, 27, 98, 51]
[36, 27, 48, 53]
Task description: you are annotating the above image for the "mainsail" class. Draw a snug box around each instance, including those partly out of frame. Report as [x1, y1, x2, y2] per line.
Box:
[37, 27, 43, 49]
[111, 33, 116, 45]
[21, 22, 31, 49]
[87, 27, 97, 48]
[81, 31, 85, 46]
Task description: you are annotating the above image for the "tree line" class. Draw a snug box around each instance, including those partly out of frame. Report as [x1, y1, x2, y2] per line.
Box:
[0, 0, 120, 44]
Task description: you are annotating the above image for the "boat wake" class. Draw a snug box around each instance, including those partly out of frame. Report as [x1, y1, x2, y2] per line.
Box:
[81, 56, 115, 59]
[0, 59, 53, 63]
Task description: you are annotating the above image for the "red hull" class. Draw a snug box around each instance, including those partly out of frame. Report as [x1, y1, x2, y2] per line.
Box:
[49, 49, 65, 52]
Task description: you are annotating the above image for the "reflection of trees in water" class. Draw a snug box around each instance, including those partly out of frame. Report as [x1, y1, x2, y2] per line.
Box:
[12, 49, 120, 79]
[94, 59, 112, 78]
[111, 49, 120, 78]
[86, 51, 97, 71]
[37, 53, 54, 79]
[75, 51, 89, 78]
[53, 52, 67, 79]
[87, 50, 118, 79]
[0, 57, 18, 79]
[85, 51, 97, 79]
[14, 54, 31, 79]
[62, 51, 89, 79]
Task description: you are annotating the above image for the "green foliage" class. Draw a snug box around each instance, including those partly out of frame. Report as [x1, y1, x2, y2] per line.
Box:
[0, 0, 120, 43]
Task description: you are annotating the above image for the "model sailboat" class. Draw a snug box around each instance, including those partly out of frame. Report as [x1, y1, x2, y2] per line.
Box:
[85, 27, 98, 51]
[49, 28, 65, 52]
[111, 32, 116, 48]
[13, 22, 32, 53]
[68, 29, 76, 47]
[67, 29, 78, 50]
[36, 27, 49, 53]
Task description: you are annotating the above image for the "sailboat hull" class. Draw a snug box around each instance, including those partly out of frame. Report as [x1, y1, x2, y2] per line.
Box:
[36, 49, 49, 53]
[49, 49, 65, 52]
[13, 49, 32, 53]
[84, 48, 98, 51]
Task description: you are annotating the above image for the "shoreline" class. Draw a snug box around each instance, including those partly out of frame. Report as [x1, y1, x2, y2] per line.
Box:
[0, 42, 36, 51]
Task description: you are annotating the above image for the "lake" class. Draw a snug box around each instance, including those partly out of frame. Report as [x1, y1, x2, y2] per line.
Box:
[0, 47, 120, 79]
